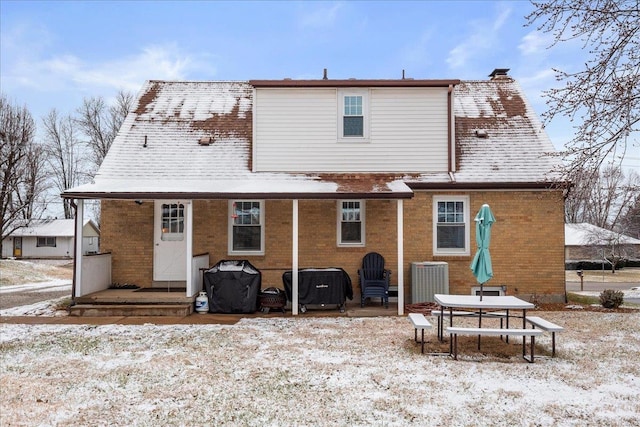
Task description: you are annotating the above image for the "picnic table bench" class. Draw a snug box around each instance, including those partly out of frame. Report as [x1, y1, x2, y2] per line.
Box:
[526, 316, 564, 357]
[446, 327, 543, 363]
[408, 313, 432, 354]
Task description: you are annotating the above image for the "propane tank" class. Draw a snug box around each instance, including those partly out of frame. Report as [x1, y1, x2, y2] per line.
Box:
[195, 291, 209, 314]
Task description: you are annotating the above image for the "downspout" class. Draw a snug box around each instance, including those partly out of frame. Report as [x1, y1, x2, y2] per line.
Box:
[447, 84, 453, 176]
[70, 199, 78, 306]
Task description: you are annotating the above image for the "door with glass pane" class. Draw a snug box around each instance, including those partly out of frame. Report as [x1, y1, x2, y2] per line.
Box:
[13, 237, 22, 258]
[153, 201, 187, 281]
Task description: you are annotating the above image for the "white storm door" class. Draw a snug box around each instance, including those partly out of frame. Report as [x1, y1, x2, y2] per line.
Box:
[154, 201, 187, 281]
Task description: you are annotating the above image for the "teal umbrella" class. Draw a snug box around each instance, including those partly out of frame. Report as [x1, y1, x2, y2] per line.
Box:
[470, 204, 496, 300]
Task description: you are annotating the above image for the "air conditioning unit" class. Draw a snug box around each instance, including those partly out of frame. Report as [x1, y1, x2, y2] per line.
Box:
[471, 285, 506, 297]
[411, 262, 449, 303]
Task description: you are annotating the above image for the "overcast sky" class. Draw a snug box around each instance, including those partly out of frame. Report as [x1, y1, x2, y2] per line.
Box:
[1, 0, 638, 169]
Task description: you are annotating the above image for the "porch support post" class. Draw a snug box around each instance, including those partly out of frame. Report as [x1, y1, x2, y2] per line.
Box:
[292, 199, 299, 315]
[74, 199, 84, 298]
[185, 200, 193, 297]
[397, 199, 404, 315]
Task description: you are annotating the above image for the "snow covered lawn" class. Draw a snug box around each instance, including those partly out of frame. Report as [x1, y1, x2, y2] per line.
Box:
[1, 312, 639, 426]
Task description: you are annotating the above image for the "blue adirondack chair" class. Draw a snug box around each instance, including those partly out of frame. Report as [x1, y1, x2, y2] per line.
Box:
[358, 252, 391, 308]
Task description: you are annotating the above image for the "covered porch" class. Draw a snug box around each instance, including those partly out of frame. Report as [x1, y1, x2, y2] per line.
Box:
[67, 181, 413, 316]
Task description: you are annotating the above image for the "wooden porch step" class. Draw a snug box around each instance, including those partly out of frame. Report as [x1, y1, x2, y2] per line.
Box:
[69, 303, 193, 317]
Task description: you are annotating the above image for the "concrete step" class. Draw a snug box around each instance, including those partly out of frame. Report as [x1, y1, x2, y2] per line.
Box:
[69, 303, 193, 317]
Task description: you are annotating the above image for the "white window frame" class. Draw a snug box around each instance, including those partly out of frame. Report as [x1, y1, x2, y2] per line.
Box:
[338, 89, 369, 142]
[228, 200, 265, 255]
[337, 200, 365, 247]
[160, 203, 185, 242]
[432, 195, 470, 256]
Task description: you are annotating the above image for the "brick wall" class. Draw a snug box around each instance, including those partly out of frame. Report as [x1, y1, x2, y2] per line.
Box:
[100, 200, 154, 286]
[100, 189, 566, 302]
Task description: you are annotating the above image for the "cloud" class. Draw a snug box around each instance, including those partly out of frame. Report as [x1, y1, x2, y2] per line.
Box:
[297, 2, 343, 29]
[518, 67, 557, 105]
[446, 5, 512, 70]
[5, 43, 215, 94]
[519, 31, 552, 56]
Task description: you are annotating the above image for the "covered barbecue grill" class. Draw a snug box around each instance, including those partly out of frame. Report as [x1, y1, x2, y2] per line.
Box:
[204, 260, 261, 313]
[282, 268, 353, 313]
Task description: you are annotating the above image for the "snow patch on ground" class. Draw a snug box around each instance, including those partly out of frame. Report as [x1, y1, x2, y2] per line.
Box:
[1, 314, 639, 426]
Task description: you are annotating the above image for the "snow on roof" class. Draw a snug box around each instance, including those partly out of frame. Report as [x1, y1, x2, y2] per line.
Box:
[64, 77, 560, 199]
[9, 219, 98, 237]
[452, 78, 560, 183]
[565, 223, 640, 246]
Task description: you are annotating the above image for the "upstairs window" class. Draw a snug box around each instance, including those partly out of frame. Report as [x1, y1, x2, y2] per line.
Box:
[338, 89, 368, 141]
[229, 200, 264, 254]
[343, 95, 363, 137]
[433, 196, 470, 256]
[37, 236, 56, 247]
[338, 200, 365, 246]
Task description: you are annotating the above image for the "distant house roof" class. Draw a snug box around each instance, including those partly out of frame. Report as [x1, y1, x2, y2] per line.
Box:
[565, 223, 640, 246]
[9, 219, 99, 238]
[62, 76, 560, 200]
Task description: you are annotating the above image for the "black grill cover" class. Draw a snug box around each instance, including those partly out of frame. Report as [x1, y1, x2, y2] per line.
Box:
[282, 268, 353, 305]
[204, 260, 261, 313]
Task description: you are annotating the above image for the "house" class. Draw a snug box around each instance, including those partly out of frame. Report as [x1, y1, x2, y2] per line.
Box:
[62, 68, 566, 314]
[1, 219, 100, 259]
[565, 223, 640, 262]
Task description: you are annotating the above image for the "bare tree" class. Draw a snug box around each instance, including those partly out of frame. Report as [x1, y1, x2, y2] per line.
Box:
[76, 90, 134, 169]
[564, 167, 598, 224]
[0, 95, 48, 255]
[527, 0, 640, 177]
[566, 165, 639, 228]
[580, 225, 637, 272]
[42, 109, 87, 219]
[619, 189, 640, 239]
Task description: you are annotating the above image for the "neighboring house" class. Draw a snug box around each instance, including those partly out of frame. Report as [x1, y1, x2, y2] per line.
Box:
[565, 223, 640, 261]
[2, 219, 100, 259]
[62, 68, 566, 312]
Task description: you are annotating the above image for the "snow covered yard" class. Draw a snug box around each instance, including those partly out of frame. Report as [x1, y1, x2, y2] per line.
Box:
[1, 312, 639, 426]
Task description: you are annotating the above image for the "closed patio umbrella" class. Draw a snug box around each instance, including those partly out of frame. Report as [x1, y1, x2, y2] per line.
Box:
[470, 204, 496, 301]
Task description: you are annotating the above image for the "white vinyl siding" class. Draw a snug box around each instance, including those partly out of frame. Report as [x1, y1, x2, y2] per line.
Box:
[253, 87, 449, 173]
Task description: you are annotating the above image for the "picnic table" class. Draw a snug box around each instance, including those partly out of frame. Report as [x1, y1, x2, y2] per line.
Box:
[434, 294, 541, 362]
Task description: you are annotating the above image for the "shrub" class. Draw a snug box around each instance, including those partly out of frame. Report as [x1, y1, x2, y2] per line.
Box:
[599, 289, 624, 309]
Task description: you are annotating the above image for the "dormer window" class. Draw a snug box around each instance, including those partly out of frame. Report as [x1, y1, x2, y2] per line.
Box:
[338, 89, 369, 142]
[343, 96, 363, 136]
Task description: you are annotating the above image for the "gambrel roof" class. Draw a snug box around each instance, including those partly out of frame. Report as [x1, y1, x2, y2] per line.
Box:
[62, 76, 560, 200]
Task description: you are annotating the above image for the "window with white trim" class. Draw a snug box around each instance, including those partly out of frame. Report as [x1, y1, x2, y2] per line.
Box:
[433, 196, 470, 255]
[229, 200, 264, 254]
[161, 203, 184, 241]
[338, 200, 365, 246]
[37, 236, 56, 247]
[338, 89, 368, 141]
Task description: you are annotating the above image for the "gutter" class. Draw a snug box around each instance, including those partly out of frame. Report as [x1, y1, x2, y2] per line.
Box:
[407, 181, 563, 190]
[448, 84, 454, 175]
[61, 191, 415, 200]
[249, 79, 461, 88]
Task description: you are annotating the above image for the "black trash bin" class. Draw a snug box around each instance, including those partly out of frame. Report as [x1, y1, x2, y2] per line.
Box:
[204, 260, 261, 313]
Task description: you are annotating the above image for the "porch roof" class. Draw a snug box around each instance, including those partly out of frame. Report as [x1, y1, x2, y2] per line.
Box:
[61, 175, 415, 200]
